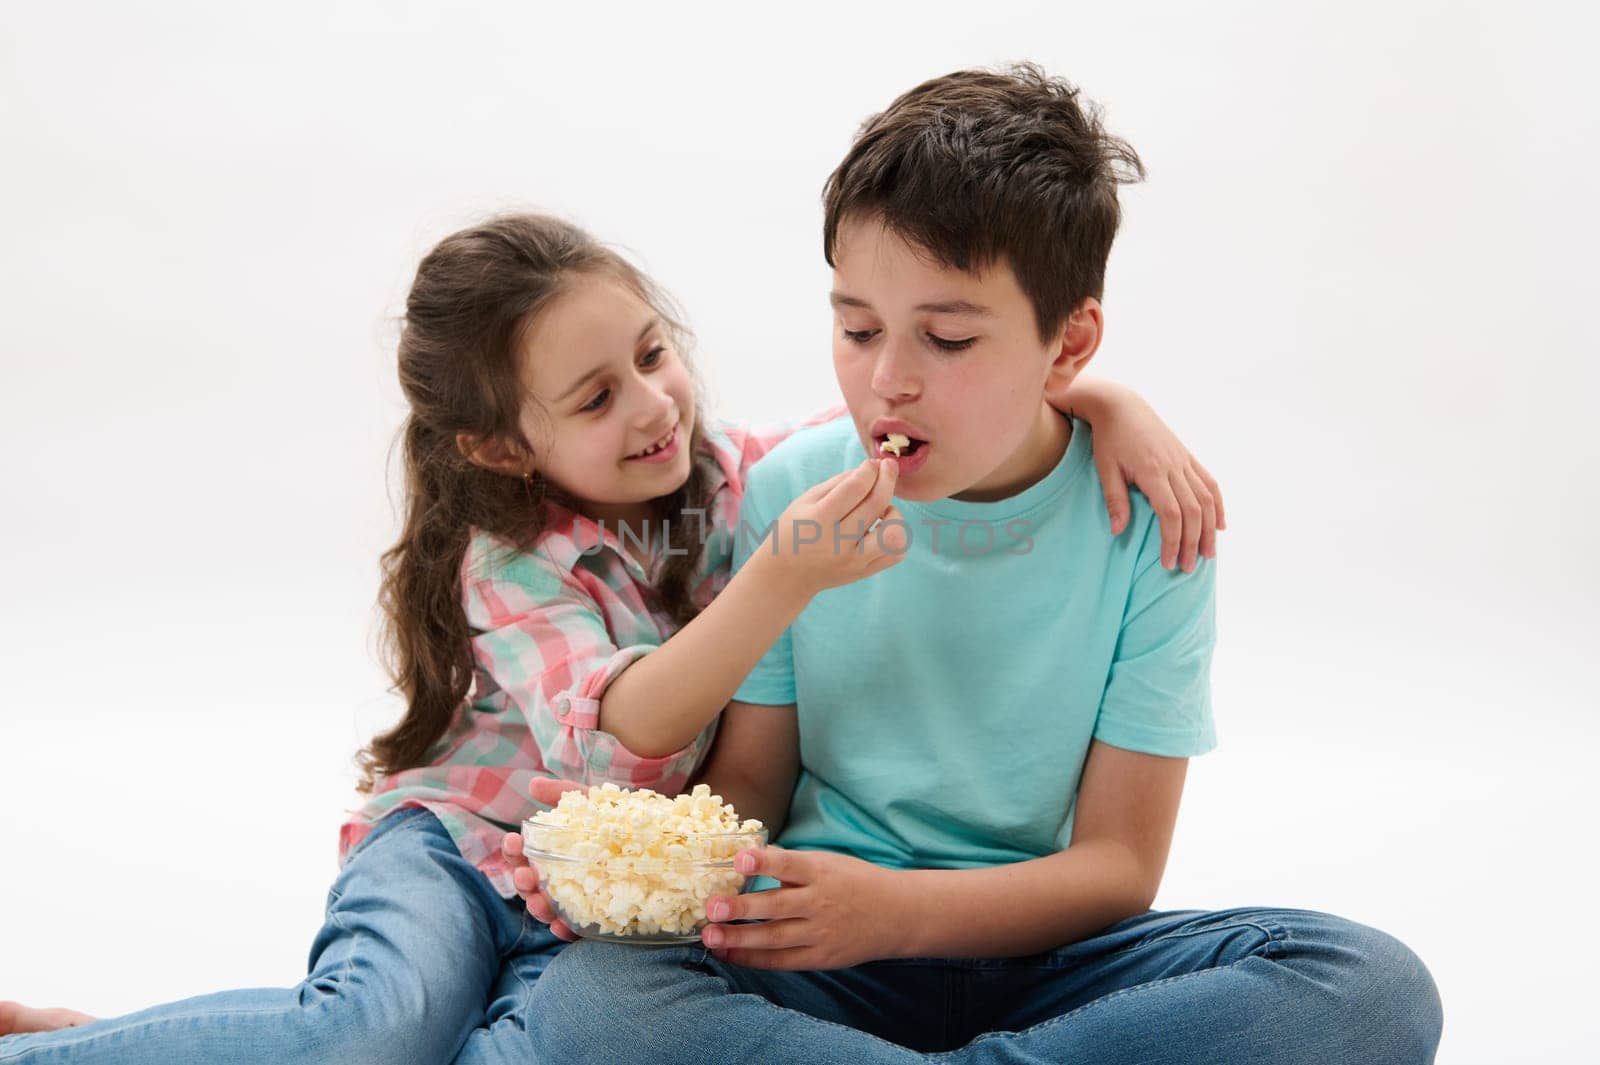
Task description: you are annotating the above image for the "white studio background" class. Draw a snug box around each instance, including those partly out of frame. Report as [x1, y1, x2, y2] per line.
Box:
[2, 3, 1594, 1061]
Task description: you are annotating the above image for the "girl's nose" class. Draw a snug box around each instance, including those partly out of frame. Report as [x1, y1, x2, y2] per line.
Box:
[633, 379, 677, 428]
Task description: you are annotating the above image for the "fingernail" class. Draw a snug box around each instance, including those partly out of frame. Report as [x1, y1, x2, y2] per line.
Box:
[736, 853, 755, 874]
[708, 900, 728, 921]
[703, 927, 723, 947]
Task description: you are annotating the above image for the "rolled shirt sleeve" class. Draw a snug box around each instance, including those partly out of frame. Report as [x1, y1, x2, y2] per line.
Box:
[464, 562, 717, 792]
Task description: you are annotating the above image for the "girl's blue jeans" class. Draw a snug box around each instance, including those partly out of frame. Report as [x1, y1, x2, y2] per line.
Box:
[0, 806, 566, 1065]
[528, 905, 1442, 1064]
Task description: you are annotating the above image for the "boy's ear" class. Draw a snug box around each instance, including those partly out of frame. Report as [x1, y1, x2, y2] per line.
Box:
[1046, 298, 1103, 390]
[455, 431, 531, 478]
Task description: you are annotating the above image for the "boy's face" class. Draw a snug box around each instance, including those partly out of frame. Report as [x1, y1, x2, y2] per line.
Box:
[830, 217, 1094, 503]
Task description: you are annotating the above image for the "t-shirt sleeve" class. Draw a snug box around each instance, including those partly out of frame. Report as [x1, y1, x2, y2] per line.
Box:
[729, 460, 799, 707]
[1092, 516, 1218, 757]
[463, 557, 716, 791]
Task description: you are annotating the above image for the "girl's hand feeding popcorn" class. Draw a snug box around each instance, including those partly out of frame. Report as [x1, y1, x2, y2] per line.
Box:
[754, 457, 907, 596]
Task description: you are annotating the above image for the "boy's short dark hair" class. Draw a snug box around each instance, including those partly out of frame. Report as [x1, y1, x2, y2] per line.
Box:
[822, 63, 1145, 342]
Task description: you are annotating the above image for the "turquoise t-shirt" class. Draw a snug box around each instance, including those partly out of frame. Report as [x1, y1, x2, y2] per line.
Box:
[731, 411, 1217, 871]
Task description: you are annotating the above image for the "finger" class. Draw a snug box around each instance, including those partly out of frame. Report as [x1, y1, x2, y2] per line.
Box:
[701, 917, 811, 952]
[858, 504, 909, 560]
[1145, 475, 1182, 570]
[735, 845, 809, 886]
[1168, 471, 1203, 573]
[502, 832, 529, 868]
[529, 777, 586, 807]
[705, 886, 806, 925]
[512, 874, 563, 930]
[1094, 452, 1132, 536]
[870, 505, 908, 556]
[812, 460, 880, 520]
[1194, 459, 1226, 530]
[1186, 466, 1219, 560]
[511, 863, 543, 896]
[857, 533, 910, 576]
[520, 886, 559, 928]
[838, 460, 899, 546]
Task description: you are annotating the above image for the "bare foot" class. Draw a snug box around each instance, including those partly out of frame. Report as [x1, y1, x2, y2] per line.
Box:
[0, 1000, 97, 1036]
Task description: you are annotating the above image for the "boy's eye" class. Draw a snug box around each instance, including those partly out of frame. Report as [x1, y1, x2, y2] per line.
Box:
[579, 388, 610, 413]
[927, 334, 976, 353]
[639, 345, 665, 368]
[841, 328, 879, 344]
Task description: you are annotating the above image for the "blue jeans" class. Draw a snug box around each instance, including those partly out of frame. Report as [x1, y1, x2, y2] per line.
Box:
[0, 807, 566, 1065]
[528, 906, 1442, 1063]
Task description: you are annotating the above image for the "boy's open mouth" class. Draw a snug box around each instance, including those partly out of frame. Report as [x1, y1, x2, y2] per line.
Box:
[875, 433, 927, 457]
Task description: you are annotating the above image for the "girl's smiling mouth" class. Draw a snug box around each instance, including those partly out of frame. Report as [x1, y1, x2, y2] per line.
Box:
[626, 425, 680, 463]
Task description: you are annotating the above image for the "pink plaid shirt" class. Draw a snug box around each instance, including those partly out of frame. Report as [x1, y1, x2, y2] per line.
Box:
[338, 407, 844, 897]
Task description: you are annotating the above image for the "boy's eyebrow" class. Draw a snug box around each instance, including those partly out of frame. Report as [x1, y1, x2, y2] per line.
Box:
[829, 292, 994, 318]
[555, 317, 660, 402]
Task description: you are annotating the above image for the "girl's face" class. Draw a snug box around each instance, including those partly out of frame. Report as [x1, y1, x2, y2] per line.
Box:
[519, 274, 697, 524]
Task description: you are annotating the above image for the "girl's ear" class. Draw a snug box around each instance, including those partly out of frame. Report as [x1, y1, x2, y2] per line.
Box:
[455, 431, 531, 478]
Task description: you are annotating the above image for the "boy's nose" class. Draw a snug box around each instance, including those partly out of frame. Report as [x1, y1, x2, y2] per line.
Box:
[870, 340, 920, 401]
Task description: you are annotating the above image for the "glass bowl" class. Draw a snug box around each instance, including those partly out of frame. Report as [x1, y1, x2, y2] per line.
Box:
[521, 820, 768, 944]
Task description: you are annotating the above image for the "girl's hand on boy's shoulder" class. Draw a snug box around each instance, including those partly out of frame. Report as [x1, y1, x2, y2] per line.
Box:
[1080, 388, 1226, 573]
[699, 846, 905, 971]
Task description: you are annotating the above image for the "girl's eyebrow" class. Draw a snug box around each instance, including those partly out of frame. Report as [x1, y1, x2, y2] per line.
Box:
[829, 292, 993, 318]
[554, 317, 661, 402]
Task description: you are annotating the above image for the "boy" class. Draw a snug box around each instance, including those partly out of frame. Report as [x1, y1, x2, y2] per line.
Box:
[522, 64, 1441, 1063]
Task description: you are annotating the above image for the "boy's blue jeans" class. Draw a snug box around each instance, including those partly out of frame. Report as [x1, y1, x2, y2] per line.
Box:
[529, 905, 1442, 1064]
[0, 806, 566, 1065]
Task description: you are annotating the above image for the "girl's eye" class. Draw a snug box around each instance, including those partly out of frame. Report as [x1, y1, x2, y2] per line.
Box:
[927, 334, 976, 353]
[842, 328, 879, 344]
[639, 345, 665, 368]
[579, 388, 610, 413]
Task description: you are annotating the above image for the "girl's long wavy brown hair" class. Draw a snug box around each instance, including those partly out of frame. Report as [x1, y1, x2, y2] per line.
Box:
[356, 213, 713, 793]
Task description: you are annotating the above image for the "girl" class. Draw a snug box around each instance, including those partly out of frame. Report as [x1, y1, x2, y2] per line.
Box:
[0, 212, 1223, 1064]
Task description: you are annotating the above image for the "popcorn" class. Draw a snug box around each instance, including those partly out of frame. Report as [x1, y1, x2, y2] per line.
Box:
[879, 432, 911, 457]
[523, 783, 765, 940]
